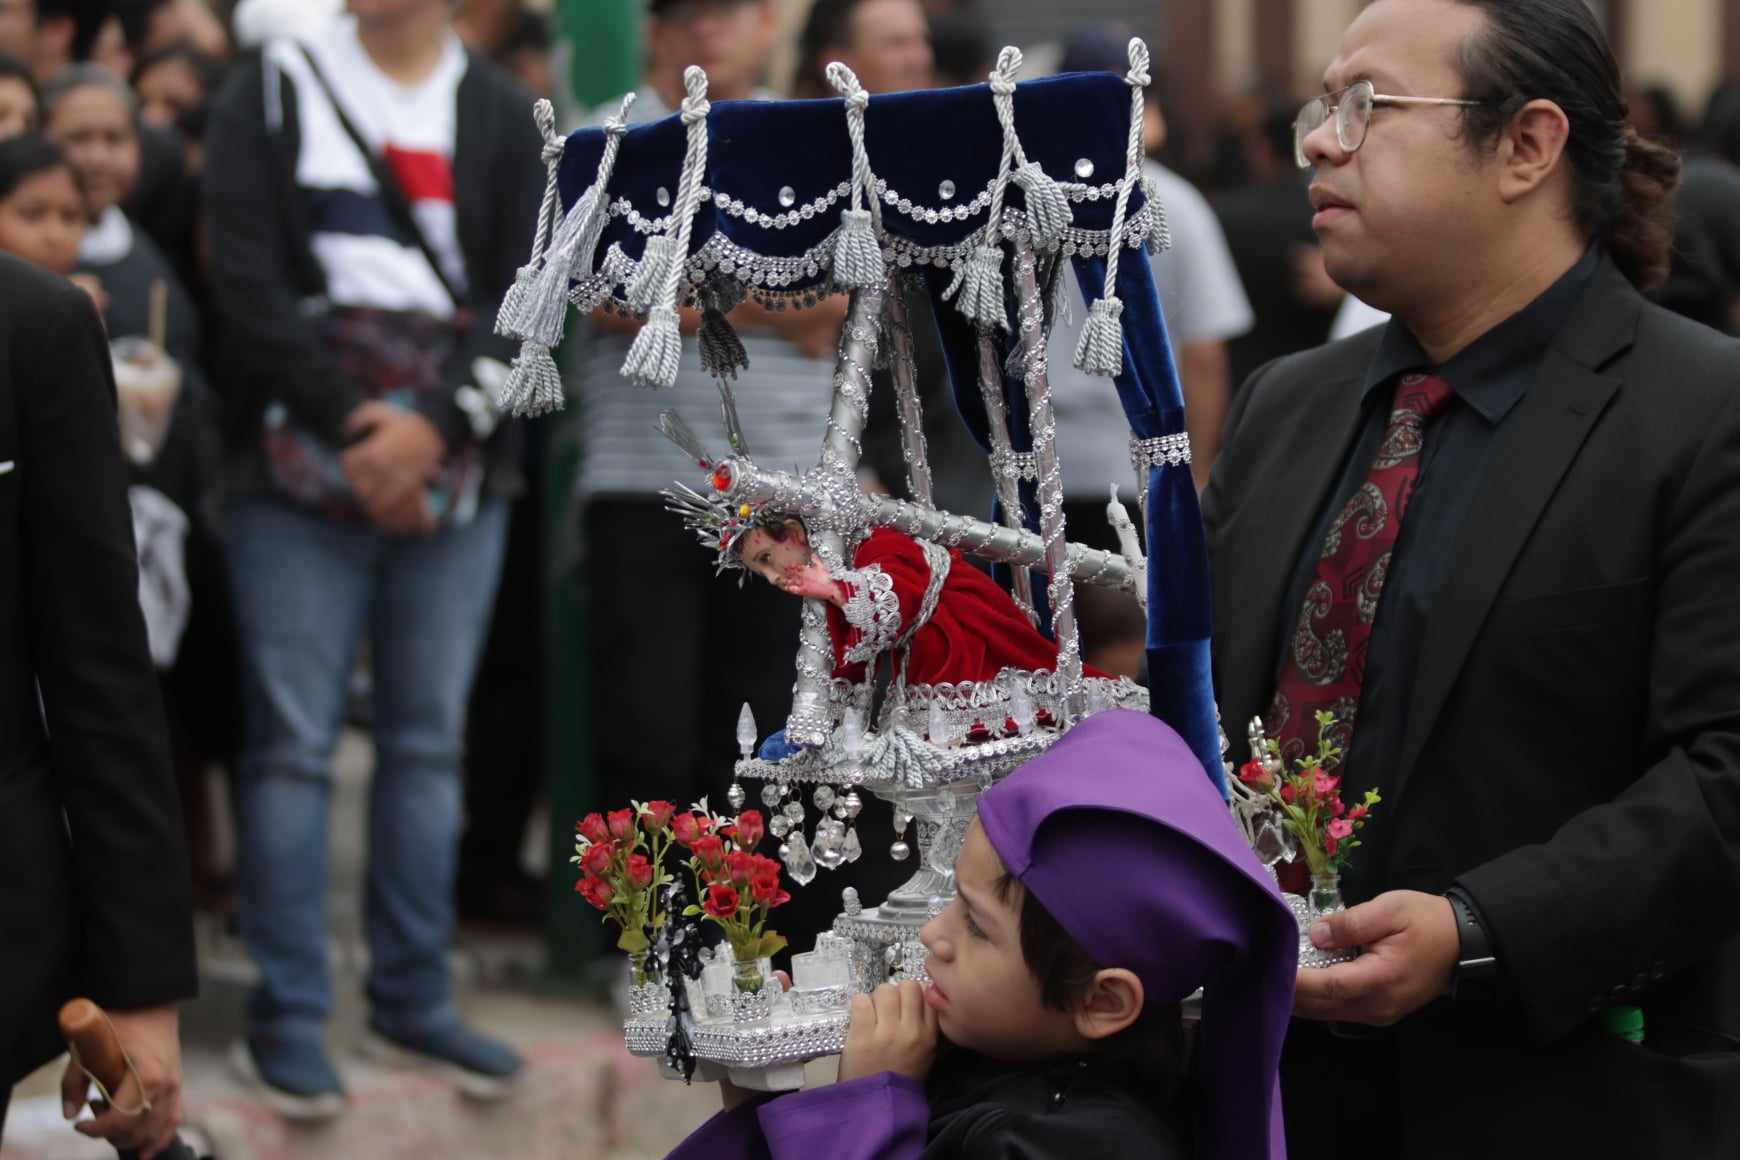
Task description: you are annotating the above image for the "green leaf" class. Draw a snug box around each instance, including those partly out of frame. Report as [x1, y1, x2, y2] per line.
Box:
[755, 932, 788, 959]
[616, 928, 649, 953]
[682, 905, 702, 916]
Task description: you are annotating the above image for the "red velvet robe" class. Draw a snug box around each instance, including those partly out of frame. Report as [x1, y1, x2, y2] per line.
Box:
[825, 529, 1108, 685]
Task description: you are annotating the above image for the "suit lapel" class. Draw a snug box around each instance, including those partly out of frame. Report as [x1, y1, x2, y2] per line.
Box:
[1391, 271, 1640, 804]
[1218, 370, 1368, 755]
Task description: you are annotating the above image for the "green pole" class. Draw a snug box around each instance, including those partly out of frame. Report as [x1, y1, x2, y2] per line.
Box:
[543, 0, 643, 984]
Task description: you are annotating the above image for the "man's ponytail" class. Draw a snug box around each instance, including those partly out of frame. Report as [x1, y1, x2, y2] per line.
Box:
[1608, 128, 1680, 290]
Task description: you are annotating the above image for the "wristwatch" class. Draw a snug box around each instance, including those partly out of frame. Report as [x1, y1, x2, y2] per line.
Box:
[1446, 887, 1501, 1003]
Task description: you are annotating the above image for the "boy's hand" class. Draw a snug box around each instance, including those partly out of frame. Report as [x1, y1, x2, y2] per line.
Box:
[838, 982, 937, 1084]
[778, 559, 843, 605]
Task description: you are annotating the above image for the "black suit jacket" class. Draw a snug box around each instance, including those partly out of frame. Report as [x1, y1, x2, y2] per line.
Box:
[1203, 258, 1740, 1157]
[0, 258, 197, 1085]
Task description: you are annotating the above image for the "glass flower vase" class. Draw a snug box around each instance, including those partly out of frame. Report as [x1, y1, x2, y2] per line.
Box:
[626, 950, 668, 1017]
[731, 955, 776, 1024]
[1298, 871, 1358, 969]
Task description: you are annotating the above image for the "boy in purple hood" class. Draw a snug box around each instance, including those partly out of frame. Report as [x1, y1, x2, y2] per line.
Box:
[667, 709, 1298, 1160]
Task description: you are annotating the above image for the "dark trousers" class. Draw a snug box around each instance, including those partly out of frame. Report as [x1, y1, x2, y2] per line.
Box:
[1, 1084, 10, 1148]
[583, 498, 907, 951]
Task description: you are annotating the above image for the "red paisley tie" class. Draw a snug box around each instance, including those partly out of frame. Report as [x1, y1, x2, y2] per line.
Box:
[1267, 372, 1456, 766]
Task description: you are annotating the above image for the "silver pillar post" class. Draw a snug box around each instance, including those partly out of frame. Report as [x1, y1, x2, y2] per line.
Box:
[786, 283, 888, 748]
[975, 330, 1038, 624]
[1011, 240, 1083, 706]
[884, 274, 934, 509]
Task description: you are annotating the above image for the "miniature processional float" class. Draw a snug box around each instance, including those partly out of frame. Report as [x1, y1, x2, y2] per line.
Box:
[494, 43, 1248, 1090]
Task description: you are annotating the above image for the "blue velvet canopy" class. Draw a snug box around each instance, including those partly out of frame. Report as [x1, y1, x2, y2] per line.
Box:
[548, 70, 1223, 792]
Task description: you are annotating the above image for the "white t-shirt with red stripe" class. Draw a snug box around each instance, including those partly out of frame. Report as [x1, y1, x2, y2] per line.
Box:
[268, 17, 468, 317]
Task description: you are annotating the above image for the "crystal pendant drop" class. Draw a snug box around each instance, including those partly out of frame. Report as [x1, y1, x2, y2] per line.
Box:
[783, 801, 805, 822]
[770, 814, 792, 839]
[761, 783, 785, 807]
[843, 827, 863, 863]
[936, 789, 956, 813]
[890, 840, 911, 862]
[736, 703, 758, 758]
[814, 785, 836, 811]
[843, 791, 863, 820]
[784, 836, 818, 885]
[726, 783, 746, 810]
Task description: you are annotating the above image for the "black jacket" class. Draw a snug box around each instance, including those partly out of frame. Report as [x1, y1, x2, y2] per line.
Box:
[0, 256, 196, 1084]
[201, 47, 542, 497]
[1204, 256, 1740, 1157]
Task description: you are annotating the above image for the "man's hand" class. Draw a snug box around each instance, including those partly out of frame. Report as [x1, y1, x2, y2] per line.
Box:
[838, 981, 938, 1084]
[1292, 890, 1460, 1026]
[61, 1005, 183, 1159]
[341, 401, 443, 536]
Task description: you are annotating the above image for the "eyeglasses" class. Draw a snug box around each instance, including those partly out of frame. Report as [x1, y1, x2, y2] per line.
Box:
[1294, 80, 1482, 169]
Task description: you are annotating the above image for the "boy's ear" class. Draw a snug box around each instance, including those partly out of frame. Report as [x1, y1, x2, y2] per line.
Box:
[1072, 968, 1145, 1041]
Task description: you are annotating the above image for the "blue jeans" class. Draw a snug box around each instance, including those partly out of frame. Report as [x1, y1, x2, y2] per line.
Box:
[227, 497, 508, 1036]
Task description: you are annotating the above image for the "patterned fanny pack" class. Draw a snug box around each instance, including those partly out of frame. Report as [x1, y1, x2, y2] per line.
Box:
[260, 306, 483, 527]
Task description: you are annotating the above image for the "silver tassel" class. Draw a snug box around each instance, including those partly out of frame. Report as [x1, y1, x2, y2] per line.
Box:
[698, 305, 748, 380]
[622, 304, 683, 389]
[949, 243, 1007, 329]
[627, 235, 675, 313]
[832, 208, 885, 290]
[1013, 161, 1072, 250]
[495, 341, 565, 416]
[1073, 296, 1125, 377]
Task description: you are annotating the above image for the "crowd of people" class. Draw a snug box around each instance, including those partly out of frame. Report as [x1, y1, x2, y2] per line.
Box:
[3, 0, 1740, 1151]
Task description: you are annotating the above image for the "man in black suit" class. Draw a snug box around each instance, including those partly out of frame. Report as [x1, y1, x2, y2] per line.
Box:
[0, 257, 195, 1156]
[1203, 1, 1740, 1156]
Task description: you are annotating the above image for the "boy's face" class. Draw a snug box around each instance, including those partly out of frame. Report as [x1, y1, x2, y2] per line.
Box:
[919, 819, 1082, 1059]
[0, 165, 85, 276]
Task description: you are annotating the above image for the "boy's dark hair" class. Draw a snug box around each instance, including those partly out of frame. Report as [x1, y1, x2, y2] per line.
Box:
[499, 10, 552, 59]
[113, 0, 171, 55]
[1449, 0, 1679, 290]
[0, 132, 80, 200]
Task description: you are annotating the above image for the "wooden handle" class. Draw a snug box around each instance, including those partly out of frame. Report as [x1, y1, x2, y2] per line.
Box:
[59, 998, 130, 1095]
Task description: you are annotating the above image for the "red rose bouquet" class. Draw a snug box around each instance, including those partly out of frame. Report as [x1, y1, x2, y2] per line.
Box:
[1235, 711, 1380, 879]
[571, 800, 680, 975]
[675, 803, 790, 991]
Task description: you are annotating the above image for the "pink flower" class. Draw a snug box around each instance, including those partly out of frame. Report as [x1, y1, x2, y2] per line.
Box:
[1279, 782, 1297, 805]
[1328, 796, 1346, 818]
[1347, 805, 1369, 821]
[1323, 834, 1339, 856]
[1327, 818, 1353, 841]
[1312, 769, 1341, 799]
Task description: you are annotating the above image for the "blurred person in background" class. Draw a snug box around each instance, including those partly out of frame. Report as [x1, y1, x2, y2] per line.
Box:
[0, 0, 32, 66]
[795, 0, 931, 98]
[1214, 102, 1342, 388]
[32, 0, 107, 81]
[0, 53, 38, 136]
[41, 68, 231, 906]
[1042, 26, 1250, 676]
[925, 0, 987, 88]
[131, 41, 219, 172]
[493, 6, 548, 100]
[229, 0, 341, 50]
[0, 131, 85, 279]
[1050, 26, 1252, 496]
[202, 0, 540, 1116]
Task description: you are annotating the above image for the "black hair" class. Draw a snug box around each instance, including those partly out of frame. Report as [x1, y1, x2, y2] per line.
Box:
[0, 132, 80, 200]
[1449, 0, 1679, 289]
[36, 0, 113, 63]
[40, 61, 137, 123]
[927, 7, 989, 89]
[499, 10, 552, 58]
[992, 868, 1188, 1091]
[113, 0, 171, 55]
[794, 0, 865, 99]
[130, 40, 218, 140]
